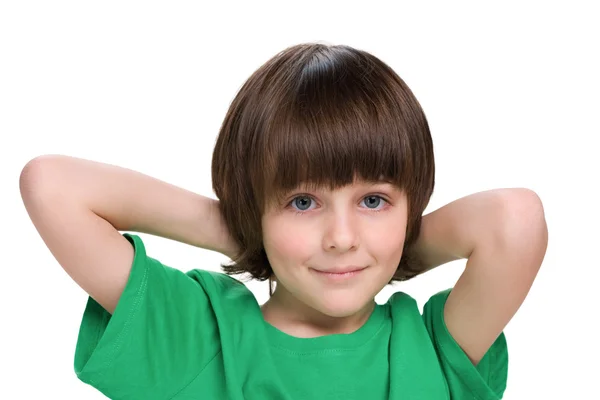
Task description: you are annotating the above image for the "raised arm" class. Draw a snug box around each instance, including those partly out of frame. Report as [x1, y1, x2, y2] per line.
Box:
[20, 154, 237, 314]
[412, 188, 548, 365]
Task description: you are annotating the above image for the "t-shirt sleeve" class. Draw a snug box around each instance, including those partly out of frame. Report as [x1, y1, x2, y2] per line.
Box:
[422, 288, 509, 400]
[74, 233, 222, 399]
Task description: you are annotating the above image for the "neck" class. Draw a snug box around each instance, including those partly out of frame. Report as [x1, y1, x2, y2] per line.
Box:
[261, 285, 376, 338]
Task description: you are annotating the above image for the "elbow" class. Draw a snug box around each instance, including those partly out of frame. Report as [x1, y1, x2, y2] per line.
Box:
[497, 188, 548, 269]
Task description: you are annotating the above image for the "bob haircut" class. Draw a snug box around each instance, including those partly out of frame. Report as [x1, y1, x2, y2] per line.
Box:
[212, 42, 435, 287]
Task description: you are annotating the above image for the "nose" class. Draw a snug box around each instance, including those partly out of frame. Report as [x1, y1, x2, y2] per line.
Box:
[322, 208, 359, 253]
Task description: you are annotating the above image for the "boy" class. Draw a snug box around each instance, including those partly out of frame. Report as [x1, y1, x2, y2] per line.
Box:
[20, 43, 548, 399]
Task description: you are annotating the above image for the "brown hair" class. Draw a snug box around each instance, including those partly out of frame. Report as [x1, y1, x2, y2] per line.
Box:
[211, 42, 435, 288]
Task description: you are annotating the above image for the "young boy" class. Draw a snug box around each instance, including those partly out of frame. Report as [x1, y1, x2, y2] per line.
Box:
[20, 43, 547, 399]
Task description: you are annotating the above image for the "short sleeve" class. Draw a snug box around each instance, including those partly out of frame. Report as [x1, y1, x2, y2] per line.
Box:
[423, 289, 509, 400]
[74, 233, 221, 400]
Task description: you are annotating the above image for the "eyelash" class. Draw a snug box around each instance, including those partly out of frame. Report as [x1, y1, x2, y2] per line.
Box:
[286, 194, 390, 216]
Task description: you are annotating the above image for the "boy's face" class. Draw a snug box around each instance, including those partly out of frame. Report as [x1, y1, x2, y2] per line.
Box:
[261, 178, 408, 327]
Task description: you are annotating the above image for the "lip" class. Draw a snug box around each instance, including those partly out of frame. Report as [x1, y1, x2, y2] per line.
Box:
[310, 266, 367, 281]
[317, 266, 366, 274]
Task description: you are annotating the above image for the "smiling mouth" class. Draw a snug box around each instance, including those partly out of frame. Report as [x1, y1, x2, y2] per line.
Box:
[310, 267, 367, 280]
[313, 266, 367, 274]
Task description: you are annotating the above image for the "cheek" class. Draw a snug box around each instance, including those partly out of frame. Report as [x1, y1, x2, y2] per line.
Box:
[263, 220, 315, 264]
[369, 224, 407, 262]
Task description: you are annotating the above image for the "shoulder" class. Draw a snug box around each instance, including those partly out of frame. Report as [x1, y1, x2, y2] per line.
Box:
[186, 268, 260, 313]
[124, 232, 258, 310]
[186, 267, 247, 290]
[385, 290, 419, 308]
[385, 288, 452, 323]
[386, 289, 451, 310]
[384, 291, 421, 321]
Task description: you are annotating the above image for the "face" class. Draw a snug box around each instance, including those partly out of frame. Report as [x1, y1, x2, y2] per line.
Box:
[261, 178, 408, 321]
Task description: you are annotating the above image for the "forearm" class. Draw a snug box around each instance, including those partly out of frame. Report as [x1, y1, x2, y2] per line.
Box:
[411, 188, 515, 272]
[24, 154, 231, 255]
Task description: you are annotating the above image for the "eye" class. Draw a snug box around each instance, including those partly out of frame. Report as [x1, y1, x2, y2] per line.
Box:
[291, 196, 315, 212]
[288, 194, 389, 214]
[361, 195, 386, 210]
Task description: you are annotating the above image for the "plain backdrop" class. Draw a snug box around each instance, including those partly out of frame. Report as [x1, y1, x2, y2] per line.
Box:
[2, 1, 598, 398]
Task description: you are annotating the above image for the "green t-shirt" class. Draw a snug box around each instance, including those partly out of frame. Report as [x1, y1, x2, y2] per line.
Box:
[74, 233, 508, 399]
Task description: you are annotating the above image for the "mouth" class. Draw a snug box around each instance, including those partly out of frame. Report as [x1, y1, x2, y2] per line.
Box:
[310, 266, 367, 281]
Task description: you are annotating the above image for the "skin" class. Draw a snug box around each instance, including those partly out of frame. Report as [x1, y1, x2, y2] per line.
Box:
[260, 178, 408, 337]
[407, 188, 547, 364]
[260, 185, 548, 366]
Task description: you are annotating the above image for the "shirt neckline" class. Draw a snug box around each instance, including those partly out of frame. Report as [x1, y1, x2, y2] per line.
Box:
[263, 302, 387, 353]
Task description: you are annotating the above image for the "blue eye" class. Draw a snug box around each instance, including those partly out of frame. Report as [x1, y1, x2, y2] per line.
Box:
[363, 196, 382, 209]
[288, 195, 388, 214]
[292, 196, 314, 211]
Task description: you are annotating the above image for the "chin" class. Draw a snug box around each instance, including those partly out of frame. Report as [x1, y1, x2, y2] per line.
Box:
[312, 294, 370, 319]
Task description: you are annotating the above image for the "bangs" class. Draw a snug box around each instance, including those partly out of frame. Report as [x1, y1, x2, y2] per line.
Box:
[251, 48, 420, 210]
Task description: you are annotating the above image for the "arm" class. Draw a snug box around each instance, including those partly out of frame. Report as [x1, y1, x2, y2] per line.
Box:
[412, 188, 548, 365]
[20, 154, 238, 314]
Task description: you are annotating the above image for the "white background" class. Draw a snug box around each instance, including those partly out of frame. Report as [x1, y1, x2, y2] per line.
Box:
[2, 1, 598, 398]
